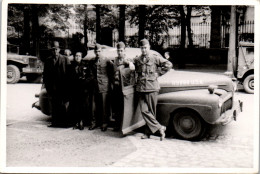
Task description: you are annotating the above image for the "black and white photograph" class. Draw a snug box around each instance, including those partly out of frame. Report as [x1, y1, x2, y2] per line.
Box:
[0, 0, 259, 173]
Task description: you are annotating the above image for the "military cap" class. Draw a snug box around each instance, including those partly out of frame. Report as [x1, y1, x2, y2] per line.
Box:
[117, 42, 125, 49]
[52, 41, 60, 49]
[94, 43, 102, 50]
[140, 39, 150, 46]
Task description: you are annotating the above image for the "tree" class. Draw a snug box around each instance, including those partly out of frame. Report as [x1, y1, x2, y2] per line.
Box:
[179, 6, 186, 49]
[119, 5, 126, 42]
[127, 5, 180, 49]
[96, 5, 101, 43]
[210, 6, 222, 48]
[23, 5, 30, 54]
[138, 5, 146, 42]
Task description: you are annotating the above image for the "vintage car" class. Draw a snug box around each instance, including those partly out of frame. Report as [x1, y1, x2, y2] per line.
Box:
[33, 47, 243, 141]
[7, 42, 43, 84]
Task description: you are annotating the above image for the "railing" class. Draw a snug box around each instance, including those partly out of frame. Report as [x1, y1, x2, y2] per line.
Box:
[112, 20, 254, 49]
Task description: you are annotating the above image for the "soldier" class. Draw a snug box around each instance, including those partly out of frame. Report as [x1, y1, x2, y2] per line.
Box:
[129, 39, 172, 140]
[110, 42, 131, 131]
[69, 52, 88, 130]
[86, 44, 112, 131]
[43, 41, 71, 127]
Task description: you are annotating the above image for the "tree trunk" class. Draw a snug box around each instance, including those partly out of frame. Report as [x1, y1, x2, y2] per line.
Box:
[186, 6, 193, 48]
[210, 6, 222, 48]
[31, 5, 40, 57]
[96, 5, 101, 43]
[179, 6, 186, 49]
[227, 6, 237, 76]
[23, 5, 30, 55]
[139, 5, 145, 42]
[179, 5, 186, 69]
[84, 5, 88, 49]
[119, 5, 126, 42]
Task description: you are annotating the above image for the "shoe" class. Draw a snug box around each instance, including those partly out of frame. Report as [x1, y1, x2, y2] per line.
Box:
[101, 124, 108, 132]
[73, 123, 79, 129]
[141, 134, 150, 139]
[89, 124, 97, 130]
[159, 126, 166, 141]
[79, 120, 84, 130]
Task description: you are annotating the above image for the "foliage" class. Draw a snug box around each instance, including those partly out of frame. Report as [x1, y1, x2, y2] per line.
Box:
[7, 4, 24, 38]
[126, 5, 180, 49]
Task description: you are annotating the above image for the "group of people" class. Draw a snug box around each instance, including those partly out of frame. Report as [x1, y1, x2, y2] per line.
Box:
[42, 39, 172, 141]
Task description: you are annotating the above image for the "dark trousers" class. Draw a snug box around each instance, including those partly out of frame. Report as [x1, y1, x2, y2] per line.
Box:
[68, 92, 88, 125]
[89, 92, 110, 126]
[137, 91, 162, 134]
[48, 94, 68, 125]
[112, 85, 124, 128]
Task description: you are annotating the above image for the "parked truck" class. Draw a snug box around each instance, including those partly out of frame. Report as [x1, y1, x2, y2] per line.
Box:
[7, 42, 43, 84]
[236, 41, 254, 94]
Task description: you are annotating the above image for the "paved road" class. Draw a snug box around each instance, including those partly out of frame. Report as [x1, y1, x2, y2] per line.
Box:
[5, 83, 257, 171]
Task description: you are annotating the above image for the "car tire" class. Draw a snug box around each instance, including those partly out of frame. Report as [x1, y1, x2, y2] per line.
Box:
[172, 110, 206, 141]
[7, 65, 20, 84]
[26, 74, 42, 83]
[243, 74, 254, 94]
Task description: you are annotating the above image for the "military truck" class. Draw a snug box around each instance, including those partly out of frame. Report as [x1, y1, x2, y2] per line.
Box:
[236, 42, 254, 94]
[7, 42, 43, 84]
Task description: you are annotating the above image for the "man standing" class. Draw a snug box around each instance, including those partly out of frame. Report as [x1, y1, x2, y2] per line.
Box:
[129, 39, 172, 140]
[110, 42, 132, 131]
[43, 41, 71, 127]
[86, 44, 112, 131]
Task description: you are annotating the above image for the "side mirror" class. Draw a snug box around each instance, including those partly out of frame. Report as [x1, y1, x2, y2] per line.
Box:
[164, 52, 170, 59]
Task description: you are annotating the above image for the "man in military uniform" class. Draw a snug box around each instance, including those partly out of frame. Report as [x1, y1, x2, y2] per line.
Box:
[86, 44, 112, 131]
[110, 42, 132, 131]
[43, 41, 71, 127]
[129, 39, 172, 140]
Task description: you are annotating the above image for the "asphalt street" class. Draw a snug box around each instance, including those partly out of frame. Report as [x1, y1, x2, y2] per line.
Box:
[4, 81, 258, 171]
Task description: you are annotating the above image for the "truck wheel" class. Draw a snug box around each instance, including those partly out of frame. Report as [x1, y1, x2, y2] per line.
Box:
[26, 74, 42, 83]
[243, 75, 254, 94]
[7, 65, 20, 84]
[172, 110, 206, 140]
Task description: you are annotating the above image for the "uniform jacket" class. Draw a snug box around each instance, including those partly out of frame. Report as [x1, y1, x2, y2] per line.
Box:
[43, 54, 71, 98]
[133, 53, 172, 92]
[86, 55, 112, 93]
[111, 56, 128, 85]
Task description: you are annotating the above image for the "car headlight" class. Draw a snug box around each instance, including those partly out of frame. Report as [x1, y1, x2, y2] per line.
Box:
[23, 57, 29, 64]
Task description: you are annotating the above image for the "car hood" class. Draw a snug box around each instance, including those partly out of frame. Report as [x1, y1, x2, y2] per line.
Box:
[7, 53, 37, 59]
[158, 70, 234, 93]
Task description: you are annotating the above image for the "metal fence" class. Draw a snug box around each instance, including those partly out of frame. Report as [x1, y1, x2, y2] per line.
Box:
[111, 20, 254, 49]
[221, 20, 254, 47]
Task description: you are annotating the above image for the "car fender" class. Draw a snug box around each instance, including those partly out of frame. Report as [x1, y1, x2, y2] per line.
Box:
[39, 88, 51, 116]
[157, 89, 221, 126]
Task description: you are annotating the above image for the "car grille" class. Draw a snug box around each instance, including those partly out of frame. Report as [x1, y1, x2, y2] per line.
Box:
[29, 58, 37, 68]
[221, 98, 232, 114]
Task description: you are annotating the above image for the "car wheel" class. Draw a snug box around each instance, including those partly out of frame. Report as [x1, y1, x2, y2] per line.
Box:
[243, 74, 254, 94]
[26, 74, 42, 83]
[7, 65, 20, 84]
[173, 110, 206, 140]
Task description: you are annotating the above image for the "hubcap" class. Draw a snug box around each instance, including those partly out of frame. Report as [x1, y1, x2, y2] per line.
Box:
[249, 79, 254, 89]
[7, 70, 13, 79]
[179, 116, 195, 132]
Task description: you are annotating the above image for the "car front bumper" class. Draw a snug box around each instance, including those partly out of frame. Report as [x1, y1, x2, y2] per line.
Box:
[214, 100, 243, 125]
[22, 67, 43, 73]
